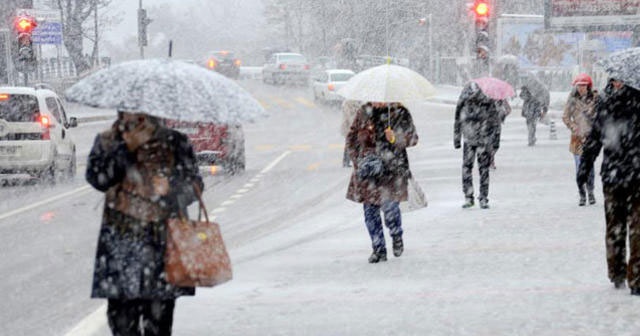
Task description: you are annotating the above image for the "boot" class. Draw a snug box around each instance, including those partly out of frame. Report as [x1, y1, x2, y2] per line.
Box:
[588, 191, 596, 205]
[368, 250, 387, 263]
[579, 188, 586, 207]
[462, 198, 474, 209]
[614, 279, 626, 289]
[479, 199, 490, 209]
[392, 236, 404, 257]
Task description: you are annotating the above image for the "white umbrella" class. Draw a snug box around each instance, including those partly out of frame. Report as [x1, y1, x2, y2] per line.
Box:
[337, 63, 436, 102]
[65, 58, 267, 123]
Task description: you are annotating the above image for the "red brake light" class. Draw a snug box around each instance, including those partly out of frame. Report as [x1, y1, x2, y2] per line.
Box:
[0, 94, 8, 101]
[39, 114, 51, 140]
[328, 83, 335, 91]
[304, 64, 310, 70]
[279, 64, 286, 70]
[40, 115, 50, 127]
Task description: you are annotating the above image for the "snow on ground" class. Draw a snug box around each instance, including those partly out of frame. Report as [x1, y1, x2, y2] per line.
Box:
[170, 99, 640, 336]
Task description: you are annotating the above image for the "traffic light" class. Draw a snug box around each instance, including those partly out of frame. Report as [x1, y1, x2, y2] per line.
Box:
[471, 0, 491, 58]
[12, 15, 37, 72]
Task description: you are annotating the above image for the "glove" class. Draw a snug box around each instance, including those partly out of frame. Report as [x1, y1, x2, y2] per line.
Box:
[454, 141, 461, 149]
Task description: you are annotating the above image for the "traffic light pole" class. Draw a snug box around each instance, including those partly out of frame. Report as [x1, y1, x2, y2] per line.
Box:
[139, 0, 144, 59]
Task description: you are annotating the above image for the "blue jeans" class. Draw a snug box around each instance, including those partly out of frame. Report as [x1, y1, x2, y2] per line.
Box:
[363, 201, 402, 253]
[574, 154, 595, 193]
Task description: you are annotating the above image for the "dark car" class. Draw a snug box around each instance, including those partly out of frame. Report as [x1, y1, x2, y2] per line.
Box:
[165, 120, 245, 174]
[205, 51, 241, 79]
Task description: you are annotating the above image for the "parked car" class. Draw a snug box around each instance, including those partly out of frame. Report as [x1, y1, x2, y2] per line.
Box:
[262, 52, 311, 85]
[205, 51, 241, 79]
[312, 69, 355, 104]
[165, 120, 245, 174]
[0, 85, 78, 183]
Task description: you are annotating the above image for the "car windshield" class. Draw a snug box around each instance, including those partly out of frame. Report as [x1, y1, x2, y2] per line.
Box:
[0, 94, 39, 122]
[279, 54, 306, 63]
[213, 52, 235, 60]
[330, 73, 354, 82]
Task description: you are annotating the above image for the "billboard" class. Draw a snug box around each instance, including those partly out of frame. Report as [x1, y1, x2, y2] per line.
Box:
[545, 0, 640, 30]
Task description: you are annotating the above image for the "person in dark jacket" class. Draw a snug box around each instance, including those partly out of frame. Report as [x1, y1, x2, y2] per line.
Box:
[578, 78, 640, 296]
[86, 111, 204, 335]
[454, 82, 501, 209]
[519, 85, 548, 146]
[346, 102, 418, 263]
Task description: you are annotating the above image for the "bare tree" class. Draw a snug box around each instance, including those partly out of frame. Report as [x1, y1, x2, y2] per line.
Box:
[55, 0, 95, 74]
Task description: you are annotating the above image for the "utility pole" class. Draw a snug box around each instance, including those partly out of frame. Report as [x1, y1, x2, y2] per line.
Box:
[138, 0, 151, 59]
[94, 0, 98, 67]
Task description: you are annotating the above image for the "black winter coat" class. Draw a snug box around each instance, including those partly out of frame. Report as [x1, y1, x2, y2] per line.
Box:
[454, 85, 501, 150]
[579, 85, 640, 188]
[86, 124, 203, 299]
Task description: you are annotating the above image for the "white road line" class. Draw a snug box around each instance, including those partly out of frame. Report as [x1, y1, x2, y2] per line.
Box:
[0, 185, 92, 222]
[67, 150, 294, 335]
[221, 200, 235, 206]
[243, 183, 255, 188]
[236, 188, 250, 194]
[231, 194, 243, 199]
[63, 304, 106, 336]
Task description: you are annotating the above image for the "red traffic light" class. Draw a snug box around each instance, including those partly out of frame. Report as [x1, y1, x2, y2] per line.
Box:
[473, 1, 489, 17]
[14, 16, 37, 34]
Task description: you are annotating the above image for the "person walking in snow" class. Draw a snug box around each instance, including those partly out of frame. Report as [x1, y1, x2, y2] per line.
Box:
[578, 78, 640, 296]
[346, 102, 418, 263]
[519, 85, 548, 146]
[86, 110, 204, 335]
[562, 73, 598, 206]
[454, 82, 502, 209]
[490, 99, 511, 169]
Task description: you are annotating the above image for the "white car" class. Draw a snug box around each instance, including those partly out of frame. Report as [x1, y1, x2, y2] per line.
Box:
[262, 52, 311, 85]
[0, 86, 78, 182]
[312, 69, 355, 103]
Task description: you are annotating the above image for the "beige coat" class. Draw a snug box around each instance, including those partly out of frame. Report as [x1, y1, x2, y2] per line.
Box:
[562, 91, 597, 155]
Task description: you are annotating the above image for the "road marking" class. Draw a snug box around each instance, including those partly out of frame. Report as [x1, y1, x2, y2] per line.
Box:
[294, 97, 316, 108]
[289, 144, 312, 151]
[307, 162, 321, 171]
[270, 96, 294, 109]
[63, 303, 106, 336]
[0, 185, 92, 222]
[329, 143, 344, 149]
[255, 144, 274, 151]
[257, 99, 270, 108]
[211, 207, 226, 214]
[221, 200, 235, 206]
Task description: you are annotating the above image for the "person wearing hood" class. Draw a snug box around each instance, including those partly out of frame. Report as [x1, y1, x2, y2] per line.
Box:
[562, 73, 598, 206]
[454, 82, 502, 209]
[86, 111, 204, 335]
[520, 78, 550, 146]
[578, 78, 640, 296]
[346, 102, 418, 263]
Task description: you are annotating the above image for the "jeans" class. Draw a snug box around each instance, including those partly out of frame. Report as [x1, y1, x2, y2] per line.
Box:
[363, 201, 402, 253]
[526, 117, 538, 145]
[107, 299, 175, 336]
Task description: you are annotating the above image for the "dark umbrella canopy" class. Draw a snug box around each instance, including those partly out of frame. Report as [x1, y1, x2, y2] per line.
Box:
[598, 47, 640, 91]
[521, 73, 550, 108]
[65, 58, 267, 123]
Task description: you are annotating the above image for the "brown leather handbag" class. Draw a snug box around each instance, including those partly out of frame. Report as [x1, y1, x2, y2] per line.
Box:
[165, 187, 233, 287]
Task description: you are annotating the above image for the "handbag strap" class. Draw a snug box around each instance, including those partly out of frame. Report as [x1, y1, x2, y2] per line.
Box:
[192, 183, 210, 223]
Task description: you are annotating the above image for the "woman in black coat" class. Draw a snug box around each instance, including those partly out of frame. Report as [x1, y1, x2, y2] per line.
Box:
[579, 79, 640, 296]
[86, 111, 203, 335]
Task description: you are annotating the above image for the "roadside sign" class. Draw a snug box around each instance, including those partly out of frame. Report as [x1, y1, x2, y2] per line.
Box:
[544, 0, 640, 31]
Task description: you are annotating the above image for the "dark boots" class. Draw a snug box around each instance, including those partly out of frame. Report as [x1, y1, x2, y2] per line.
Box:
[392, 236, 404, 257]
[462, 197, 474, 209]
[368, 250, 387, 263]
[579, 187, 596, 206]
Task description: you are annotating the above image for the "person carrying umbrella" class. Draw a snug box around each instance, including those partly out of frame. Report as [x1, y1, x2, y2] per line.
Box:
[562, 73, 598, 206]
[578, 75, 640, 295]
[454, 78, 513, 209]
[85, 111, 204, 335]
[345, 102, 418, 263]
[520, 75, 550, 146]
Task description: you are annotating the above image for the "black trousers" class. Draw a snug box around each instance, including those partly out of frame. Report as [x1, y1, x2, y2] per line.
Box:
[107, 299, 176, 336]
[462, 143, 491, 202]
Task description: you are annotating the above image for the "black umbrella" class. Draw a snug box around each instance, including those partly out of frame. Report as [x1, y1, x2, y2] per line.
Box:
[597, 47, 640, 91]
[521, 73, 550, 109]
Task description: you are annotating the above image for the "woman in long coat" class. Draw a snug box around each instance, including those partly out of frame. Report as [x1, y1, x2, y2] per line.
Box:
[346, 102, 418, 263]
[86, 111, 203, 335]
[562, 73, 598, 206]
